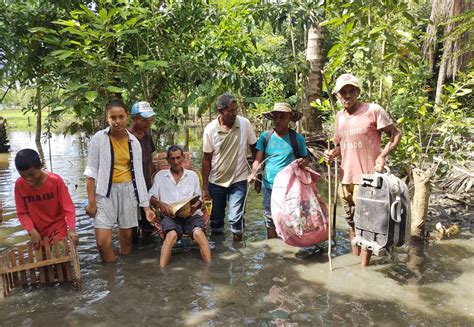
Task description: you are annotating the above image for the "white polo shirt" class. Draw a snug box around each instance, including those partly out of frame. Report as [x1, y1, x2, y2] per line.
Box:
[148, 168, 203, 216]
[203, 116, 257, 187]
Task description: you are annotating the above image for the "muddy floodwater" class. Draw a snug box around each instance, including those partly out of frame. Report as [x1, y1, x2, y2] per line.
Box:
[0, 132, 472, 326]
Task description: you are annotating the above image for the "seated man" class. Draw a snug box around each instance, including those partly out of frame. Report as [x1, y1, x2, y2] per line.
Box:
[149, 145, 211, 268]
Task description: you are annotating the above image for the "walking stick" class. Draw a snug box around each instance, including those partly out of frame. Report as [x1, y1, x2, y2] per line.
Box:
[327, 143, 333, 271]
[333, 158, 338, 238]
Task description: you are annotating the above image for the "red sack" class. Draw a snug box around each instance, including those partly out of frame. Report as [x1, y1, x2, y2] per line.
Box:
[272, 161, 329, 247]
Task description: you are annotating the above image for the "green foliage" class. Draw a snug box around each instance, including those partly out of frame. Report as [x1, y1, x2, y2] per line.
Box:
[322, 0, 429, 106]
[392, 72, 473, 170]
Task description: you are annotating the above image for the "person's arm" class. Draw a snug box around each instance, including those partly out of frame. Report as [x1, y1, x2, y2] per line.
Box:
[190, 173, 203, 216]
[201, 152, 213, 200]
[14, 182, 34, 232]
[150, 196, 173, 217]
[85, 177, 97, 217]
[296, 156, 310, 168]
[246, 120, 258, 159]
[375, 124, 401, 172]
[249, 143, 257, 160]
[248, 150, 264, 182]
[57, 176, 78, 244]
[296, 133, 310, 168]
[14, 182, 40, 246]
[57, 176, 76, 230]
[84, 134, 100, 217]
[149, 174, 172, 217]
[324, 144, 341, 162]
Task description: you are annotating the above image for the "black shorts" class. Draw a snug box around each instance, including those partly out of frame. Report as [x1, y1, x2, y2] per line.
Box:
[161, 214, 205, 239]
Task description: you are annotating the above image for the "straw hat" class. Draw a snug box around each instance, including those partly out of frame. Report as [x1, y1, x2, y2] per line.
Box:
[171, 195, 200, 218]
[263, 103, 302, 122]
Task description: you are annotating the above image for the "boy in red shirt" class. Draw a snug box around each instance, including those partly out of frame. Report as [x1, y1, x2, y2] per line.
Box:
[14, 149, 78, 247]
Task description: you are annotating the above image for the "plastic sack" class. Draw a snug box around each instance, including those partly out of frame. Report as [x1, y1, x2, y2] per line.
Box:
[272, 160, 329, 247]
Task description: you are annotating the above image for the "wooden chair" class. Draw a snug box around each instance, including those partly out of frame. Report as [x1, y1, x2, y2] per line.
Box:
[0, 237, 81, 296]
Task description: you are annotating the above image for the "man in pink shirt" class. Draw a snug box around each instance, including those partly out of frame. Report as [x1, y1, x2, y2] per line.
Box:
[325, 74, 401, 267]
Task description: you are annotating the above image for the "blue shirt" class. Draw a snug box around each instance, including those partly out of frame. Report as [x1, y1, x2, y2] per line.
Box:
[256, 130, 308, 189]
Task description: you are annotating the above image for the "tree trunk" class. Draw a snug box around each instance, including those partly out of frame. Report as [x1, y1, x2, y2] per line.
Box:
[411, 168, 432, 239]
[35, 140, 45, 166]
[184, 126, 189, 151]
[238, 94, 247, 118]
[302, 24, 324, 134]
[35, 84, 42, 143]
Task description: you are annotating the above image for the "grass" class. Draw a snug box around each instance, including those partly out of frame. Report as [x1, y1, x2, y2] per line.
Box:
[0, 109, 36, 131]
[0, 109, 75, 132]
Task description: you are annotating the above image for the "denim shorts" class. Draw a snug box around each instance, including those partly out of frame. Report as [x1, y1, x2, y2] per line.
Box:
[94, 182, 139, 229]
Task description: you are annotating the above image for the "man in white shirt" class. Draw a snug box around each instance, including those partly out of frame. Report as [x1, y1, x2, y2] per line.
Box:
[202, 93, 257, 241]
[149, 146, 211, 267]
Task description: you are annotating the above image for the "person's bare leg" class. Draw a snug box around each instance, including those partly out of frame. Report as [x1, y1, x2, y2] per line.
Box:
[361, 248, 372, 267]
[193, 228, 211, 263]
[118, 228, 133, 255]
[95, 228, 116, 262]
[349, 225, 361, 256]
[267, 228, 278, 239]
[160, 230, 178, 268]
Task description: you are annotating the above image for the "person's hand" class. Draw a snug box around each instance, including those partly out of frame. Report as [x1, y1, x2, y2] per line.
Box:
[247, 172, 256, 183]
[323, 146, 341, 163]
[144, 207, 156, 223]
[296, 157, 309, 168]
[67, 229, 79, 246]
[85, 201, 97, 218]
[190, 201, 201, 216]
[201, 189, 211, 201]
[158, 202, 174, 217]
[374, 155, 386, 172]
[30, 229, 42, 248]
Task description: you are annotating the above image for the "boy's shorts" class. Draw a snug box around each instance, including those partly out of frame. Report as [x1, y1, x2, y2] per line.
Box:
[161, 214, 205, 239]
[337, 183, 359, 226]
[94, 182, 139, 229]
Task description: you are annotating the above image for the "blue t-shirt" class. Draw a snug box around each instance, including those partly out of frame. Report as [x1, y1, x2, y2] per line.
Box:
[256, 130, 308, 189]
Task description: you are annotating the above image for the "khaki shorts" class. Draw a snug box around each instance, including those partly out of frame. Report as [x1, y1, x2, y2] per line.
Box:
[94, 182, 139, 229]
[338, 183, 359, 226]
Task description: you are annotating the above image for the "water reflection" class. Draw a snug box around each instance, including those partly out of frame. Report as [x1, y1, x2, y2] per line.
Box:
[0, 132, 473, 326]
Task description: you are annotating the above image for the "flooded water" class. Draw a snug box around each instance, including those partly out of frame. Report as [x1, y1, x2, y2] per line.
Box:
[0, 132, 473, 326]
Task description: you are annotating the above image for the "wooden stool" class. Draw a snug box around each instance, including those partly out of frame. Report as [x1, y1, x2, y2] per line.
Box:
[0, 237, 81, 296]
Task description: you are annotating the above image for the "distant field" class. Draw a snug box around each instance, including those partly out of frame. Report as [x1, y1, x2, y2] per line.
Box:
[0, 109, 74, 132]
[0, 109, 36, 131]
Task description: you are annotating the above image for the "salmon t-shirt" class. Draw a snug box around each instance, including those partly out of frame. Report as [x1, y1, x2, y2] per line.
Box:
[334, 103, 393, 184]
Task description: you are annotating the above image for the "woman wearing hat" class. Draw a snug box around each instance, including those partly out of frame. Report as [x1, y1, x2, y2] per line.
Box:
[248, 103, 309, 239]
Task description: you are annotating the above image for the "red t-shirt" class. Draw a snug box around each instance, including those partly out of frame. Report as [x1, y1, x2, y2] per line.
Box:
[334, 103, 393, 184]
[14, 172, 76, 240]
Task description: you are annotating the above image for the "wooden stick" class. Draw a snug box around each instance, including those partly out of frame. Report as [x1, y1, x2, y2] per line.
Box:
[53, 238, 64, 283]
[17, 245, 27, 286]
[62, 239, 73, 282]
[68, 237, 81, 289]
[327, 143, 333, 271]
[9, 251, 18, 287]
[43, 238, 55, 283]
[332, 158, 338, 237]
[28, 244, 37, 285]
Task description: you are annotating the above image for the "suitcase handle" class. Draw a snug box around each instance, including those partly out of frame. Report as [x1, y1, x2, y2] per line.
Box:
[391, 199, 402, 223]
[361, 176, 383, 188]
